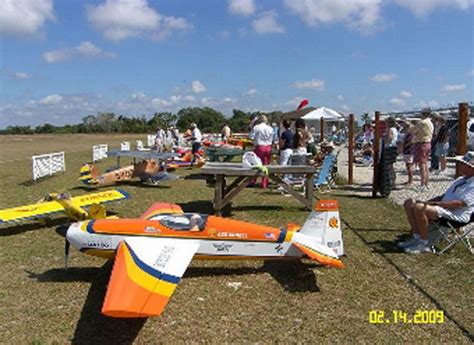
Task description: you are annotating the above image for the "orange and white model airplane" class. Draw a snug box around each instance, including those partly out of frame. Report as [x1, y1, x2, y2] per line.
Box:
[65, 200, 345, 318]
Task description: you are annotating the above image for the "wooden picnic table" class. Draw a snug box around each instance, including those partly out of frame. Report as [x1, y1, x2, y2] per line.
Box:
[200, 162, 317, 215]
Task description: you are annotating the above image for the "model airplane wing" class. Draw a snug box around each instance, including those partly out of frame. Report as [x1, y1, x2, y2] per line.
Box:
[107, 150, 179, 160]
[0, 189, 129, 224]
[102, 237, 199, 318]
[140, 202, 184, 220]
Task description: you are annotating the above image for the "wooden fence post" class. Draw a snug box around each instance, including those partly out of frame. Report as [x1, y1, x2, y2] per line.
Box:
[372, 111, 381, 197]
[348, 114, 354, 185]
[320, 117, 324, 142]
[456, 102, 469, 177]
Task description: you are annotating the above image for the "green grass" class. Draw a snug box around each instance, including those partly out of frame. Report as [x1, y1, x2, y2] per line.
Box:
[0, 134, 472, 343]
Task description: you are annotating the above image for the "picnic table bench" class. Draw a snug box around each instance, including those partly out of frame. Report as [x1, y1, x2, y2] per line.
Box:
[200, 162, 317, 215]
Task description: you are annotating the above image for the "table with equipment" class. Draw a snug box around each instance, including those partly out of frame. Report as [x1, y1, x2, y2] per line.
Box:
[200, 162, 317, 215]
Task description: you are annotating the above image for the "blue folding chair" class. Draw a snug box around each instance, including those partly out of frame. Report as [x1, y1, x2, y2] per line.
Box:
[314, 154, 336, 192]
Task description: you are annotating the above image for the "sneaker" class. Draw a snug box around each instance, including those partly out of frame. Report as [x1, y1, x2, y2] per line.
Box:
[397, 238, 419, 249]
[404, 242, 432, 254]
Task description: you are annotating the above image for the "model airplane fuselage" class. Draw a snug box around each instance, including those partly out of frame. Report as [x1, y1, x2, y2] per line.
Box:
[65, 200, 344, 318]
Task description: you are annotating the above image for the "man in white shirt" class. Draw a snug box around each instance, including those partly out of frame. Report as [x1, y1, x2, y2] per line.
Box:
[189, 123, 202, 166]
[399, 151, 474, 254]
[251, 115, 274, 188]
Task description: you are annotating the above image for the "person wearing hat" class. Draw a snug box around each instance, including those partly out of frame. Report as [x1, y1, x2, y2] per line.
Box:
[398, 152, 474, 254]
[189, 123, 202, 166]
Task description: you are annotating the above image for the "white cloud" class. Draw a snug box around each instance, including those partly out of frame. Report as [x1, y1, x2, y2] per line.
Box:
[131, 92, 146, 101]
[42, 41, 115, 63]
[469, 69, 474, 77]
[243, 88, 259, 96]
[341, 104, 350, 111]
[191, 80, 207, 94]
[228, 0, 256, 16]
[285, 96, 305, 108]
[369, 73, 398, 82]
[336, 94, 344, 101]
[87, 0, 190, 42]
[252, 11, 285, 34]
[184, 95, 196, 102]
[14, 72, 31, 80]
[417, 100, 440, 108]
[284, 0, 382, 32]
[0, 0, 55, 37]
[442, 84, 466, 92]
[400, 90, 412, 98]
[389, 97, 405, 106]
[38, 94, 63, 105]
[293, 79, 325, 90]
[394, 0, 474, 17]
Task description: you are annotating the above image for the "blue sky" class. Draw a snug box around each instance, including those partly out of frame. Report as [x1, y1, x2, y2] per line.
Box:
[1, 0, 473, 128]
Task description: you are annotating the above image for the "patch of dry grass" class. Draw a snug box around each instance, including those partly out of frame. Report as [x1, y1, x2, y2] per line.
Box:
[0, 134, 472, 343]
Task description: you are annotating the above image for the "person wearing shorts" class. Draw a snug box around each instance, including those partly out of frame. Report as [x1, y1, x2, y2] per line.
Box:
[413, 109, 434, 189]
[434, 116, 449, 173]
[398, 152, 474, 254]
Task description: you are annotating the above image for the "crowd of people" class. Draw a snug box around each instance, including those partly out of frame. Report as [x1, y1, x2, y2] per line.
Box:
[354, 108, 453, 193]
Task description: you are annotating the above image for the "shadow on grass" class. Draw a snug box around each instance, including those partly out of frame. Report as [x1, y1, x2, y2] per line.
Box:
[28, 261, 147, 345]
[186, 260, 320, 293]
[0, 217, 68, 237]
[71, 180, 172, 190]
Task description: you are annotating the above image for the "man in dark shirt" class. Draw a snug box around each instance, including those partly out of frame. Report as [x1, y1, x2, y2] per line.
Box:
[279, 120, 294, 165]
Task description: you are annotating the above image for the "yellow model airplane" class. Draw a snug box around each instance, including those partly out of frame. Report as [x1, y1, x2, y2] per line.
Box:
[0, 189, 130, 224]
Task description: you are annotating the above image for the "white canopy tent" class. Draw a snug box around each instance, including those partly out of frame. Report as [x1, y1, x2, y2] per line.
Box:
[300, 107, 346, 141]
[301, 107, 344, 121]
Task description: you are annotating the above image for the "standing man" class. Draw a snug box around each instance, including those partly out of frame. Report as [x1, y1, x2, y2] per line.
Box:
[413, 109, 434, 191]
[279, 120, 294, 166]
[189, 123, 202, 167]
[252, 114, 274, 188]
[221, 123, 231, 143]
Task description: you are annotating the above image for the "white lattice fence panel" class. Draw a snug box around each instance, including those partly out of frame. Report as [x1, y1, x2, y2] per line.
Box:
[147, 135, 155, 147]
[32, 152, 65, 181]
[93, 144, 108, 162]
[121, 141, 130, 151]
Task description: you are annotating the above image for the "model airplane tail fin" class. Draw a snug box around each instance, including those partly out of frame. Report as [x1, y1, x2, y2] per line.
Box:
[79, 164, 99, 185]
[298, 200, 344, 257]
[291, 232, 344, 269]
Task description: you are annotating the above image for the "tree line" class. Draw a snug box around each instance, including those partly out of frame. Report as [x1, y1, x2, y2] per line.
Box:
[0, 107, 284, 135]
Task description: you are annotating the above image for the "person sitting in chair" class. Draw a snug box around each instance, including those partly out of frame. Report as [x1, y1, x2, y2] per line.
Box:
[398, 152, 474, 254]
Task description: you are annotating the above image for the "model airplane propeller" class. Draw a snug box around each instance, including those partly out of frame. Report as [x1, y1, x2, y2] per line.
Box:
[64, 199, 345, 318]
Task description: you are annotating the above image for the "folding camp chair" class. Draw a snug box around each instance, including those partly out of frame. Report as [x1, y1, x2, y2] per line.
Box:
[314, 154, 336, 192]
[286, 153, 311, 186]
[429, 213, 474, 255]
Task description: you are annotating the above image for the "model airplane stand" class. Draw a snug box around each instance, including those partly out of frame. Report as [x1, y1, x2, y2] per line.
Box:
[200, 162, 317, 215]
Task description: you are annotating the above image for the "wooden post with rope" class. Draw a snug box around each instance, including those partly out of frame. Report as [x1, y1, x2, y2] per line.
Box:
[320, 117, 324, 142]
[372, 111, 381, 197]
[456, 102, 469, 177]
[348, 114, 354, 185]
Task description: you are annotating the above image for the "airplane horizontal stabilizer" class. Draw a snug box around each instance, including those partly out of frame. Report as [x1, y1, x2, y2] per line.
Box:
[292, 232, 344, 269]
[102, 237, 199, 318]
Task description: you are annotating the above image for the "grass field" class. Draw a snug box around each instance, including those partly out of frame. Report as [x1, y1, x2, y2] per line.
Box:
[0, 134, 472, 343]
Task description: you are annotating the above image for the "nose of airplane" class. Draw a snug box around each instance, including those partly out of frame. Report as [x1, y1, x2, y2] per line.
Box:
[66, 222, 85, 250]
